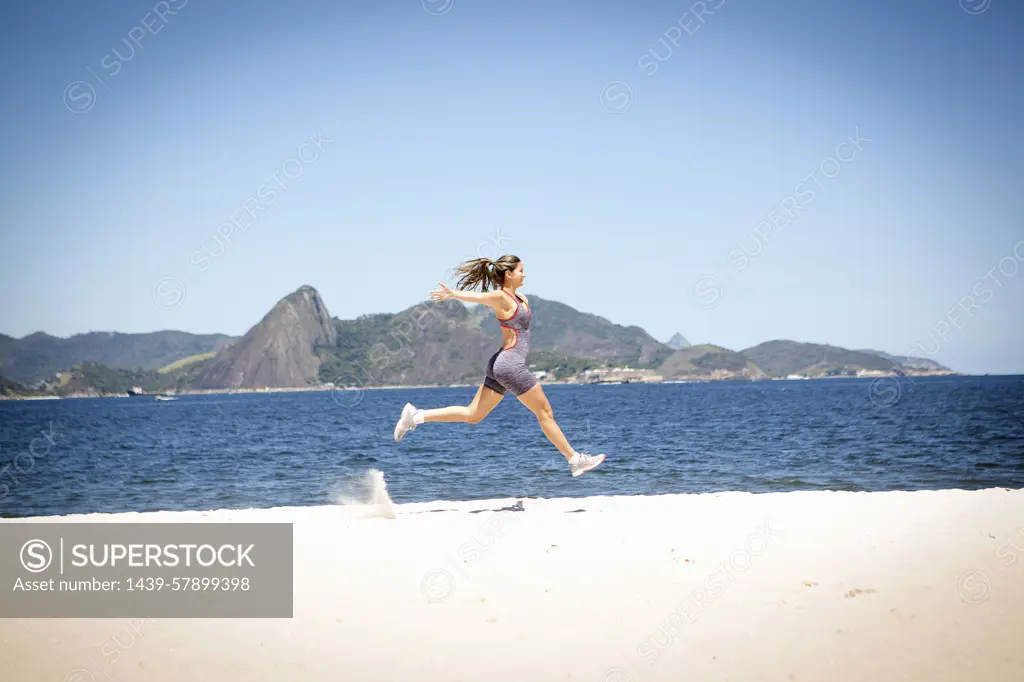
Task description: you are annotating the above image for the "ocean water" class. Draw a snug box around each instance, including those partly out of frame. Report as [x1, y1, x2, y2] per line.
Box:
[1, 376, 1022, 518]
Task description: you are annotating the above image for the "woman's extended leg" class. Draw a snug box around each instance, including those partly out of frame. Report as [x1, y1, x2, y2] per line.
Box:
[516, 384, 605, 476]
[393, 384, 504, 442]
[422, 384, 504, 423]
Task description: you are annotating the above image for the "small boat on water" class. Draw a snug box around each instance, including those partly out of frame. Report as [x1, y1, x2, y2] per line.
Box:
[155, 395, 176, 401]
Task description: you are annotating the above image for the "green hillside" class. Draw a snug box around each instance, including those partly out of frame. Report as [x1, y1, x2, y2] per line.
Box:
[857, 349, 951, 372]
[318, 301, 498, 387]
[316, 294, 674, 388]
[0, 375, 30, 397]
[472, 295, 673, 369]
[527, 350, 605, 377]
[74, 360, 207, 396]
[742, 340, 896, 377]
[658, 344, 763, 378]
[0, 331, 235, 385]
[158, 352, 218, 374]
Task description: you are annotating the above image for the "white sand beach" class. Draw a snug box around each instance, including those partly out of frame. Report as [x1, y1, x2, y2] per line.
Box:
[2, 488, 1023, 682]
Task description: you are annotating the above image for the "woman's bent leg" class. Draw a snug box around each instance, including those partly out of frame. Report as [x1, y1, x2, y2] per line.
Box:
[422, 384, 504, 423]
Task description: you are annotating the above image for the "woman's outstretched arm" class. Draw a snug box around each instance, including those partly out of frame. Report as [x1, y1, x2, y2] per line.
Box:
[430, 282, 505, 312]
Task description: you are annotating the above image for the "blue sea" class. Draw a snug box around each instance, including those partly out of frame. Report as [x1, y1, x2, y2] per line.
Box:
[1, 376, 1022, 518]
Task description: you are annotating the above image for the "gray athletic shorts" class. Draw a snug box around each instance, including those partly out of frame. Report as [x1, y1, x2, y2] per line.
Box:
[484, 348, 538, 397]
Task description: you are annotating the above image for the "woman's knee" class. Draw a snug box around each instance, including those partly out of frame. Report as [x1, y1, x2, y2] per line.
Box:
[535, 402, 554, 422]
[466, 402, 492, 424]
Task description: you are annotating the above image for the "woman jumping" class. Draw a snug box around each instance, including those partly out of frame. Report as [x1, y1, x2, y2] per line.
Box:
[392, 254, 606, 477]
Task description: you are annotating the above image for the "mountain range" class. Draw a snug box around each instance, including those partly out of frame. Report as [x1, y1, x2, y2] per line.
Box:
[0, 330, 234, 385]
[0, 285, 955, 396]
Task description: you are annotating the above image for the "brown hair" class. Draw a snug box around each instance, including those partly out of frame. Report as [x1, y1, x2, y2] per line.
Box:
[449, 254, 520, 292]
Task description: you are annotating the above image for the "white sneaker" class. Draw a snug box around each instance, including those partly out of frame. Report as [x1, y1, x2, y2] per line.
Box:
[569, 451, 606, 477]
[394, 403, 419, 442]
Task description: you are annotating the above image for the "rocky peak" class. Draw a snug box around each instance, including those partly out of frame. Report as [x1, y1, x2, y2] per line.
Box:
[666, 332, 691, 350]
[192, 285, 337, 389]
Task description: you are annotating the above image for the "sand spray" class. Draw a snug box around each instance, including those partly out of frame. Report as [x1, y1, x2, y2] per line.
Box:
[331, 468, 396, 519]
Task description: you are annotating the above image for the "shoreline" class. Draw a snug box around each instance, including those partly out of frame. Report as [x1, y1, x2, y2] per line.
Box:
[2, 486, 1021, 521]
[0, 371, 991, 401]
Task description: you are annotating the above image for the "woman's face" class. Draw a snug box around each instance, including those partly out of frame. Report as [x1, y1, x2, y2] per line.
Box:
[506, 261, 525, 287]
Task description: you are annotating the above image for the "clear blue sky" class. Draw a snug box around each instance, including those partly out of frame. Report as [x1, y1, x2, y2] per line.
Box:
[1, 0, 1021, 374]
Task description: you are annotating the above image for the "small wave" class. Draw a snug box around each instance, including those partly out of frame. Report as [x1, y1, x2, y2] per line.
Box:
[760, 478, 817, 488]
[348, 454, 380, 463]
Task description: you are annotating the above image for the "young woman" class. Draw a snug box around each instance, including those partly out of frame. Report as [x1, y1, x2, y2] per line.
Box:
[392, 254, 606, 477]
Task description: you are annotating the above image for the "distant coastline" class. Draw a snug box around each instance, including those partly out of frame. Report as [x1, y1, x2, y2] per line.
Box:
[0, 371, 986, 401]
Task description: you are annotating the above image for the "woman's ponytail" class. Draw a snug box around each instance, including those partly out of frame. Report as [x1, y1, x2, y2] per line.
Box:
[449, 254, 519, 292]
